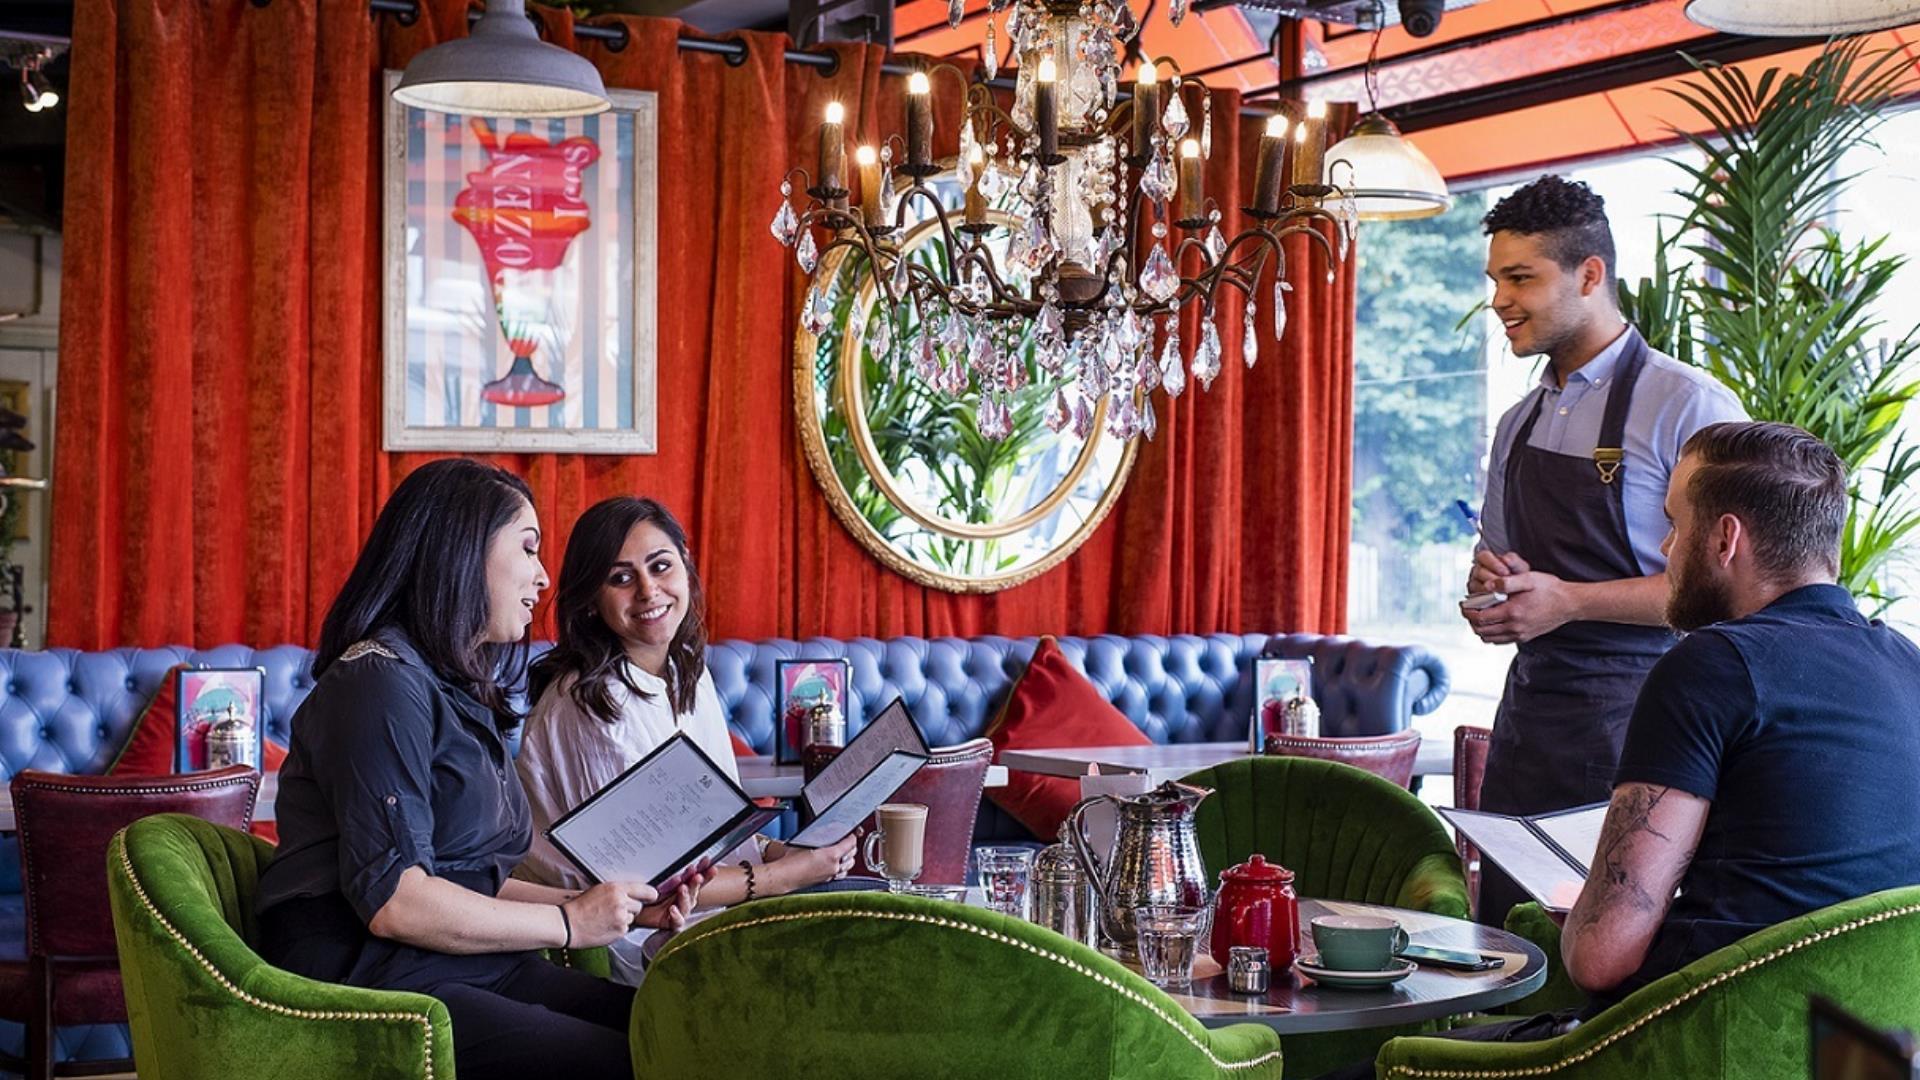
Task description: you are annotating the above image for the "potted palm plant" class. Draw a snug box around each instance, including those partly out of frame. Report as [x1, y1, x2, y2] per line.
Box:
[1619, 38, 1920, 613]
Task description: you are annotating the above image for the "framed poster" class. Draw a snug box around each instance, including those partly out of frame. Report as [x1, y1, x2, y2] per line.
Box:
[773, 657, 853, 766]
[382, 70, 659, 453]
[176, 666, 267, 773]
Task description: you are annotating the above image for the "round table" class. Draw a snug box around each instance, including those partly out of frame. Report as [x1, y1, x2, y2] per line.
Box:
[1161, 898, 1548, 1034]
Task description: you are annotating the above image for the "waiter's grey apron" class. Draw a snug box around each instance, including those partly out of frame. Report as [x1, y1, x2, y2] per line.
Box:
[1475, 330, 1676, 925]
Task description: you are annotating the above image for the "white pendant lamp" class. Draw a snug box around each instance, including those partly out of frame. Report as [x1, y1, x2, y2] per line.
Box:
[1685, 0, 1920, 34]
[1325, 113, 1451, 220]
[393, 0, 609, 118]
[1321, 20, 1451, 222]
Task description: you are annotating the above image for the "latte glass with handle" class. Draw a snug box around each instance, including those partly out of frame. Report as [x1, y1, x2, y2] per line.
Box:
[861, 803, 927, 892]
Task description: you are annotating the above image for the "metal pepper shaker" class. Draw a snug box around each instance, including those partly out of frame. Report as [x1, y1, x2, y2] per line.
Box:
[1227, 945, 1271, 994]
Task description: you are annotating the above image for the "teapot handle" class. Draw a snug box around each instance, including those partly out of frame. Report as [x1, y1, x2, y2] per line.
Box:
[1065, 795, 1116, 913]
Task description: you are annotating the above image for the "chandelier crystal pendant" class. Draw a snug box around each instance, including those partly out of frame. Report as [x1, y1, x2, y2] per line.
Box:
[769, 0, 1354, 442]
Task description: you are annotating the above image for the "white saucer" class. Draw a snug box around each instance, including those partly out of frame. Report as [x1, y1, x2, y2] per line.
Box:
[1294, 955, 1417, 989]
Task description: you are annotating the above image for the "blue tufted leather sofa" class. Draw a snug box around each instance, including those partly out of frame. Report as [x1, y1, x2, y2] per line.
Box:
[0, 632, 1444, 1073]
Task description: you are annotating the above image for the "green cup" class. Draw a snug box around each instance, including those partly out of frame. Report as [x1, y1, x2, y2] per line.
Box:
[1309, 914, 1409, 972]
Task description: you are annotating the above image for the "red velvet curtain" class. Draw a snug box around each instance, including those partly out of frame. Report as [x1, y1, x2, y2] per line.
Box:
[51, 0, 1353, 650]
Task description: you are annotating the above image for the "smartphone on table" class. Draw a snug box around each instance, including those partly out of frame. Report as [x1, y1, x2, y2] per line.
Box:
[1398, 944, 1504, 972]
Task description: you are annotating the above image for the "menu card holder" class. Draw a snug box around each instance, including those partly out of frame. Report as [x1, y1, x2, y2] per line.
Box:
[1439, 802, 1608, 913]
[547, 732, 781, 892]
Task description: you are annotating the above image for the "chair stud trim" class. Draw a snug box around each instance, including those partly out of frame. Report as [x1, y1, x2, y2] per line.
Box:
[656, 907, 1285, 1072]
[1383, 900, 1920, 1078]
[110, 835, 438, 1080]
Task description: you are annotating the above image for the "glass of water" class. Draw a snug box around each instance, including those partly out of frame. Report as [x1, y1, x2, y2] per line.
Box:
[1134, 904, 1206, 989]
[973, 846, 1035, 919]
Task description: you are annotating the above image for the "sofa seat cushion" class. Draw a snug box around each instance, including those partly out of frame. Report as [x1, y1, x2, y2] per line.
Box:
[985, 637, 1150, 839]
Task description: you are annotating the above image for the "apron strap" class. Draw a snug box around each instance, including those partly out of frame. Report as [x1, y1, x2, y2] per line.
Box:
[1593, 330, 1650, 486]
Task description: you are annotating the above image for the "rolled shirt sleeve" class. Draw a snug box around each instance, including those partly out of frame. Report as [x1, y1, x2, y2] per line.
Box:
[306, 661, 443, 924]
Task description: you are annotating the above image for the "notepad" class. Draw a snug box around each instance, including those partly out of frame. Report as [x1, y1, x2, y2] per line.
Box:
[787, 697, 930, 849]
[1439, 802, 1608, 913]
[547, 732, 781, 891]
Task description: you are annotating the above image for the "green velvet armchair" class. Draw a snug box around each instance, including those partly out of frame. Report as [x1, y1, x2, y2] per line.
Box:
[631, 890, 1286, 1080]
[107, 814, 454, 1080]
[1375, 885, 1920, 1078]
[1183, 757, 1470, 919]
[1182, 757, 1472, 1077]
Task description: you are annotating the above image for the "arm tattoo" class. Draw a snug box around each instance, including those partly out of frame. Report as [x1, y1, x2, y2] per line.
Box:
[1569, 786, 1675, 936]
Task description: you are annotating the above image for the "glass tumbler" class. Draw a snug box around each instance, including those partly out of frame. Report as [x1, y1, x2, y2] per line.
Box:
[1133, 904, 1207, 989]
[973, 846, 1036, 920]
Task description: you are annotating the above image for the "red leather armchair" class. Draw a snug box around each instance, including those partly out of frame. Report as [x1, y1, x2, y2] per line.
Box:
[1452, 725, 1493, 914]
[8, 766, 259, 1079]
[1258, 729, 1423, 788]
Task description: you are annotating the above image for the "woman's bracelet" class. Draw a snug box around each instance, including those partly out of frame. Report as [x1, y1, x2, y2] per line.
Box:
[557, 900, 573, 950]
[740, 860, 757, 902]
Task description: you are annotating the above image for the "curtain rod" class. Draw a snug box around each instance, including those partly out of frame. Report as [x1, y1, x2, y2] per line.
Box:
[367, 0, 1286, 117]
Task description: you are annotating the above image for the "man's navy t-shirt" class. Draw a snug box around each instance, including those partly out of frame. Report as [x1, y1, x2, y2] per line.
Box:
[1612, 583, 1920, 996]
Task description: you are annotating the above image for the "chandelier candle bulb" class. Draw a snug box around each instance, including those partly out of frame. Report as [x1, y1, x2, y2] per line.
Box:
[964, 143, 988, 228]
[856, 144, 884, 228]
[907, 71, 934, 169]
[1176, 138, 1205, 226]
[1132, 63, 1160, 162]
[820, 101, 847, 195]
[1252, 114, 1288, 217]
[1036, 56, 1060, 163]
[1290, 101, 1328, 194]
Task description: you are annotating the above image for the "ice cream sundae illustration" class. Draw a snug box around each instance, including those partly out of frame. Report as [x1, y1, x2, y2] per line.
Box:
[452, 119, 601, 407]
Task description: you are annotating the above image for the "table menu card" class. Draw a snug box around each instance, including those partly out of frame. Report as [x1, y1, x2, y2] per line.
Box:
[547, 732, 779, 890]
[801, 697, 930, 817]
[1439, 802, 1607, 913]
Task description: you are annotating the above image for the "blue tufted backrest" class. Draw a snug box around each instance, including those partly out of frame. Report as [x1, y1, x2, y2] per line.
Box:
[0, 634, 1446, 782]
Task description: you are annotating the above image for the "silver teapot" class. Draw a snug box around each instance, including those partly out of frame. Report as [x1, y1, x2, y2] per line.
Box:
[1066, 780, 1213, 959]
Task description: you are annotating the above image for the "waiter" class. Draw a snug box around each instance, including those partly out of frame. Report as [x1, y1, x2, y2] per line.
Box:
[1463, 177, 1745, 925]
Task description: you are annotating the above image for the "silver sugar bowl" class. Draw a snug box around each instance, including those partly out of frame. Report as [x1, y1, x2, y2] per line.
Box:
[1228, 945, 1271, 995]
[1032, 824, 1096, 946]
[205, 704, 257, 770]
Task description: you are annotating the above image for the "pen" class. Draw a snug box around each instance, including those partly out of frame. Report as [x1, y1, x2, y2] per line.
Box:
[1457, 499, 1516, 578]
[1455, 499, 1485, 540]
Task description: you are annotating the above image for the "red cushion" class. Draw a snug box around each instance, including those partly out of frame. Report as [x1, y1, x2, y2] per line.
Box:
[985, 637, 1150, 839]
[108, 663, 285, 841]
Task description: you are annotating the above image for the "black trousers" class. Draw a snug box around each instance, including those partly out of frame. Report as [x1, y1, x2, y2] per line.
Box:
[437, 953, 636, 1080]
[1312, 1010, 1581, 1080]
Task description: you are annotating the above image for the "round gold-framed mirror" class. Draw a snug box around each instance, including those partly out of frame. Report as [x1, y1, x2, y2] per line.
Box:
[793, 169, 1138, 593]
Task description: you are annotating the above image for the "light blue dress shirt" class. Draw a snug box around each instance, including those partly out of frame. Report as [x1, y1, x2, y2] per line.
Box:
[1479, 329, 1749, 577]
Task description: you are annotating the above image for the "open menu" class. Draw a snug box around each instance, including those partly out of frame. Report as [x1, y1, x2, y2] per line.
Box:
[786, 697, 930, 849]
[546, 732, 781, 891]
[1439, 802, 1608, 913]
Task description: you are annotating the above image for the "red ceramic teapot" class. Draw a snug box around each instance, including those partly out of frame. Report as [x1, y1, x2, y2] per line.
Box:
[1210, 854, 1299, 968]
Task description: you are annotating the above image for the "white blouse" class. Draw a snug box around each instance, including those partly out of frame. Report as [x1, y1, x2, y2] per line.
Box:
[514, 661, 743, 891]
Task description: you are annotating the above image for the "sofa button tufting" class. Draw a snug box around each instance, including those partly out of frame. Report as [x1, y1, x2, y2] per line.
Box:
[38, 728, 49, 740]
[125, 678, 138, 691]
[97, 726, 109, 738]
[4, 682, 13, 694]
[67, 681, 78, 694]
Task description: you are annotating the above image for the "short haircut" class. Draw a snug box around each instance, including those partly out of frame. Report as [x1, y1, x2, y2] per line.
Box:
[1680, 421, 1848, 579]
[1482, 175, 1617, 286]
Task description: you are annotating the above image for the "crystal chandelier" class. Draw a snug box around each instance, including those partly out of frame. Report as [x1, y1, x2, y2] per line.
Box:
[769, 0, 1354, 443]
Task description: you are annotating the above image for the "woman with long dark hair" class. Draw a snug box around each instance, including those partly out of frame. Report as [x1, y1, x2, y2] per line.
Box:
[515, 496, 856, 984]
[255, 460, 700, 1080]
